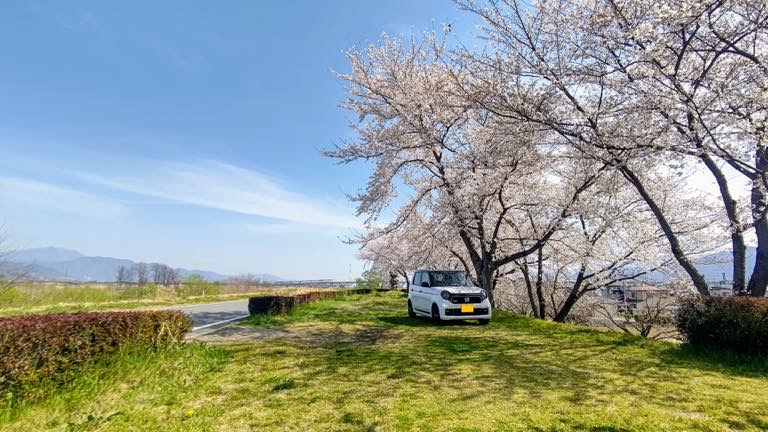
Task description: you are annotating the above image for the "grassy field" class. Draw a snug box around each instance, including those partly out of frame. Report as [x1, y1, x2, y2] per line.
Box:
[0, 283, 327, 316]
[2, 291, 767, 431]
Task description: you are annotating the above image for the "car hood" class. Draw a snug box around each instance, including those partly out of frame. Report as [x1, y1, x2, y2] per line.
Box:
[435, 286, 485, 295]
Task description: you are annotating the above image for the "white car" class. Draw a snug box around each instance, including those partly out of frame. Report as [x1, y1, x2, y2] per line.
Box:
[408, 269, 491, 324]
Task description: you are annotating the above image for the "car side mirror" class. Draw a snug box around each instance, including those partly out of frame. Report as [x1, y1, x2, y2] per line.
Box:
[421, 282, 430, 288]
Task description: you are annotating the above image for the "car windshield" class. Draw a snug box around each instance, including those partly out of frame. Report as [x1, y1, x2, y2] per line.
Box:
[427, 271, 472, 287]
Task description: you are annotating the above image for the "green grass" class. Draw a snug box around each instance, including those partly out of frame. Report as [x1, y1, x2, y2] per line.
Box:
[3, 292, 767, 431]
[1, 343, 231, 430]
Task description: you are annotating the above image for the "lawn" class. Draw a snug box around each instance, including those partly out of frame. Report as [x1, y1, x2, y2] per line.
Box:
[2, 291, 767, 431]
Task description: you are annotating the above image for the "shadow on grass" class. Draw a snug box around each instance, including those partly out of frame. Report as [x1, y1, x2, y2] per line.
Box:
[378, 316, 485, 327]
[221, 294, 768, 431]
[653, 342, 768, 377]
[245, 292, 768, 380]
[296, 330, 765, 429]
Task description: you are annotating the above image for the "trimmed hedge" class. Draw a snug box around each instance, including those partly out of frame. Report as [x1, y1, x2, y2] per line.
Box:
[0, 310, 191, 396]
[675, 296, 768, 354]
[248, 288, 374, 315]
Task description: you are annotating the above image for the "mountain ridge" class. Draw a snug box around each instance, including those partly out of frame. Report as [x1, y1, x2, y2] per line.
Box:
[4, 247, 283, 283]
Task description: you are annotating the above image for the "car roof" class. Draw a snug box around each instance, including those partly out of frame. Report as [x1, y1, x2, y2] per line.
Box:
[416, 269, 466, 272]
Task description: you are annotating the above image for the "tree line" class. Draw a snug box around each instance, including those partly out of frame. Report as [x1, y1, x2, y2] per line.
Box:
[115, 263, 180, 288]
[327, 0, 767, 321]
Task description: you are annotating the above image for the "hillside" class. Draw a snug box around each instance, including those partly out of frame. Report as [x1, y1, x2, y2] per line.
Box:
[697, 247, 758, 282]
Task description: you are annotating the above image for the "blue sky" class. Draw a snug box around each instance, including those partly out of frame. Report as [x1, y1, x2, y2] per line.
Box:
[0, 0, 466, 279]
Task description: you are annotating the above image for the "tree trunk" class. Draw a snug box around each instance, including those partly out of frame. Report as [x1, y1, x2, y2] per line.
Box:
[399, 270, 410, 292]
[620, 165, 710, 295]
[699, 154, 747, 294]
[478, 263, 497, 306]
[748, 220, 768, 297]
[553, 269, 586, 323]
[519, 262, 539, 318]
[747, 147, 768, 297]
[534, 248, 546, 319]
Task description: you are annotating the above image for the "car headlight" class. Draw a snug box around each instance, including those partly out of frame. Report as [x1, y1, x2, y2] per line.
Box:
[440, 290, 450, 300]
[479, 290, 488, 300]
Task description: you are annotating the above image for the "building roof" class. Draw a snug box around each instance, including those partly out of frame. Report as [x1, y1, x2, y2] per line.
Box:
[624, 285, 670, 292]
[415, 269, 466, 272]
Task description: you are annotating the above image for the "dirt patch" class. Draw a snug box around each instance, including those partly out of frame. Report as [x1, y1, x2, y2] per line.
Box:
[189, 322, 401, 346]
[188, 325, 295, 343]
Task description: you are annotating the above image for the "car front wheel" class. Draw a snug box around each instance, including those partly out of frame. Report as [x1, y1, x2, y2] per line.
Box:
[479, 319, 490, 325]
[431, 303, 441, 323]
[408, 300, 416, 318]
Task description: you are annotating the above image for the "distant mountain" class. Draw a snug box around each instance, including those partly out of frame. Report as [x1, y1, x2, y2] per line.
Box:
[608, 247, 761, 288]
[612, 248, 761, 286]
[41, 256, 137, 282]
[2, 247, 283, 283]
[697, 246, 757, 282]
[8, 247, 83, 263]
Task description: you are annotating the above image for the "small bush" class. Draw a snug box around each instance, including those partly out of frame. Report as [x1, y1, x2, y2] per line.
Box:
[675, 296, 768, 354]
[355, 271, 384, 290]
[178, 275, 222, 298]
[0, 310, 192, 399]
[121, 283, 159, 300]
[248, 288, 374, 315]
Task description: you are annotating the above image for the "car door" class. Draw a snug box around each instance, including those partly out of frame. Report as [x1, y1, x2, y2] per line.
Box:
[421, 272, 439, 309]
[420, 271, 438, 312]
[411, 271, 428, 313]
[408, 272, 418, 309]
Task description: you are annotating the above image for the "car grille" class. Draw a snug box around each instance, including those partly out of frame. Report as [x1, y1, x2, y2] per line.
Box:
[445, 308, 489, 316]
[450, 294, 482, 304]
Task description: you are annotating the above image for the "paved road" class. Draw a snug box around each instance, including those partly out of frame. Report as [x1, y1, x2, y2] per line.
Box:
[173, 299, 250, 333]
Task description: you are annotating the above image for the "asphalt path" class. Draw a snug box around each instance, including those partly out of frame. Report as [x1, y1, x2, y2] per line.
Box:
[172, 299, 250, 333]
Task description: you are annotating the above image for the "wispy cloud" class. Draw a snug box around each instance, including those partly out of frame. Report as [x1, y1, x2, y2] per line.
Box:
[76, 160, 359, 229]
[245, 222, 314, 235]
[0, 177, 128, 217]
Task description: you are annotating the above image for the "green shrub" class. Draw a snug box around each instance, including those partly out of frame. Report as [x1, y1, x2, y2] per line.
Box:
[356, 271, 383, 290]
[0, 310, 191, 400]
[179, 275, 222, 298]
[120, 283, 159, 300]
[675, 296, 768, 354]
[0, 286, 22, 307]
[247, 289, 373, 315]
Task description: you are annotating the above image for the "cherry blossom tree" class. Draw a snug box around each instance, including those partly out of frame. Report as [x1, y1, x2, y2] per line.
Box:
[330, 0, 761, 322]
[327, 35, 608, 304]
[595, 293, 679, 340]
[357, 214, 458, 287]
[457, 0, 767, 296]
[582, 0, 768, 295]
[508, 168, 719, 322]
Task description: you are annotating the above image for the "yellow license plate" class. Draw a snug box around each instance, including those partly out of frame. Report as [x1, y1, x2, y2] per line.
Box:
[461, 304, 474, 313]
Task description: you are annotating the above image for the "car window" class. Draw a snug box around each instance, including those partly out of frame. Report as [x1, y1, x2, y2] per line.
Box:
[427, 271, 471, 287]
[412, 272, 421, 285]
